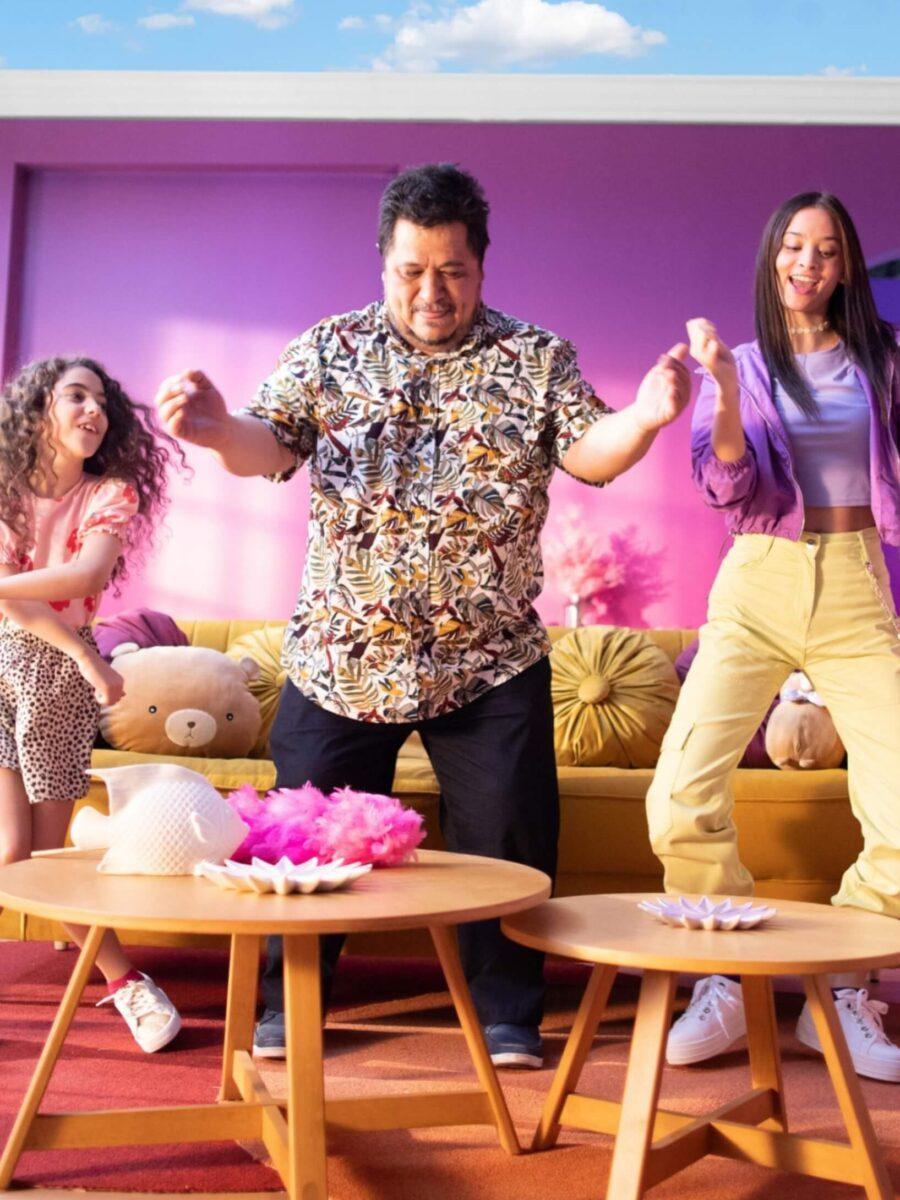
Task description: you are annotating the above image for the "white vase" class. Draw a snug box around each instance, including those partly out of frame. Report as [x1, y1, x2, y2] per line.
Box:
[564, 595, 582, 628]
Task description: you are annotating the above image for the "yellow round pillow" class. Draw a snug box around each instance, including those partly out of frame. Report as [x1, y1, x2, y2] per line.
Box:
[225, 626, 287, 757]
[550, 626, 680, 767]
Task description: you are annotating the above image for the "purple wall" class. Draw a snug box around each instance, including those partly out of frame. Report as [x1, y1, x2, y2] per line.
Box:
[1, 119, 898, 625]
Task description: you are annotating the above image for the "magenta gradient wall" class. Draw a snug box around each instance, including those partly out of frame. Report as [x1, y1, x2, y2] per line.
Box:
[1, 119, 898, 626]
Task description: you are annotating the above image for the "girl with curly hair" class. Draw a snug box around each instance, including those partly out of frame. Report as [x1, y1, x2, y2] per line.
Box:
[0, 356, 185, 1053]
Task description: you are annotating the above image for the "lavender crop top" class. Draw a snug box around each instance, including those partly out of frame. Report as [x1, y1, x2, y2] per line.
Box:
[772, 342, 871, 507]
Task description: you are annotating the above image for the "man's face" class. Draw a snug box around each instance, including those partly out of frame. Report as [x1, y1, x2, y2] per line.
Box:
[382, 218, 483, 355]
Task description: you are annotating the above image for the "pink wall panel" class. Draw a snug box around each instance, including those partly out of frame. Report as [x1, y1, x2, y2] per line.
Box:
[2, 119, 898, 626]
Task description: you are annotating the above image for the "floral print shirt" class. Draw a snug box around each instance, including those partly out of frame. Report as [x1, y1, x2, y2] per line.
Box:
[244, 301, 612, 723]
[0, 476, 139, 629]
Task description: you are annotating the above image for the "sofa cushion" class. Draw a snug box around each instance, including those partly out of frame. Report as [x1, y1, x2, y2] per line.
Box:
[550, 626, 680, 767]
[225, 626, 288, 756]
[91, 748, 277, 793]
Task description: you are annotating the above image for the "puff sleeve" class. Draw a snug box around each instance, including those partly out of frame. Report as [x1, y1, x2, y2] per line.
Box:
[0, 518, 23, 567]
[690, 369, 758, 510]
[78, 478, 140, 544]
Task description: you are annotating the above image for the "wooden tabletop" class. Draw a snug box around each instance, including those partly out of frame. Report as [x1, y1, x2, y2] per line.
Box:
[503, 894, 900, 976]
[0, 848, 550, 936]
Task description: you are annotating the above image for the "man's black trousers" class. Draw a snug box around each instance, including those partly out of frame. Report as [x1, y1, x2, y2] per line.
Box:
[261, 656, 559, 1027]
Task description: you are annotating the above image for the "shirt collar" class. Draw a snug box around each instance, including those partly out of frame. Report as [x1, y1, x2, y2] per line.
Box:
[378, 300, 489, 362]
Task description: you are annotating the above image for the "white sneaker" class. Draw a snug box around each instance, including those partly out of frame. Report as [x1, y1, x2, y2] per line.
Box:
[98, 972, 182, 1053]
[796, 988, 900, 1083]
[666, 975, 746, 1066]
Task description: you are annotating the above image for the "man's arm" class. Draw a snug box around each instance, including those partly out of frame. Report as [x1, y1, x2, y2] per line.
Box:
[562, 344, 691, 484]
[155, 370, 295, 477]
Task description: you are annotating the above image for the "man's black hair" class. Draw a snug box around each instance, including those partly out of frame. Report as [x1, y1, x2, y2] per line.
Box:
[378, 163, 490, 263]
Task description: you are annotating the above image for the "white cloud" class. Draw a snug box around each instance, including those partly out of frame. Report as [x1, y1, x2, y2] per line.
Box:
[72, 13, 115, 34]
[820, 63, 868, 77]
[183, 0, 295, 29]
[339, 15, 366, 29]
[374, 0, 665, 72]
[374, 12, 393, 26]
[138, 13, 197, 28]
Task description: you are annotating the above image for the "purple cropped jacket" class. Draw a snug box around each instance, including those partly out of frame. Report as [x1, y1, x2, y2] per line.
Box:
[691, 339, 900, 547]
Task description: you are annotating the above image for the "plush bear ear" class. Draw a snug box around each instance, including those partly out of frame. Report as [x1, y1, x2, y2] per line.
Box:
[110, 641, 141, 660]
[237, 655, 260, 683]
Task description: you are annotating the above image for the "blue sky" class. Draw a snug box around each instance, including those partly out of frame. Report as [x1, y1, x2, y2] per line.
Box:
[0, 1, 897, 75]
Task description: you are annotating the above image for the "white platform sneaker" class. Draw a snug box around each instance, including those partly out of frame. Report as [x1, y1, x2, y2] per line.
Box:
[796, 988, 900, 1083]
[666, 975, 747, 1066]
[667, 978, 900, 1083]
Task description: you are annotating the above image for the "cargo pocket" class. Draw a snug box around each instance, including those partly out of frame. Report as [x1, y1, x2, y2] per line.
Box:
[645, 711, 696, 848]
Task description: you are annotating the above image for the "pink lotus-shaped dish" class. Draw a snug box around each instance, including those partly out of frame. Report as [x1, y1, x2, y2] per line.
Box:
[195, 855, 372, 895]
[637, 895, 777, 931]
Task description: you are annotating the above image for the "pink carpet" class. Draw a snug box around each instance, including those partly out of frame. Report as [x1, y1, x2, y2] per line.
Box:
[1, 942, 898, 1197]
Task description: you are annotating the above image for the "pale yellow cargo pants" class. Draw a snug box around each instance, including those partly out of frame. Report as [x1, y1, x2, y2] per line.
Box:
[646, 529, 900, 918]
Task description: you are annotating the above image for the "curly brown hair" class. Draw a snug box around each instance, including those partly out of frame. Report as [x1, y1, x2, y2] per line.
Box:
[0, 356, 185, 586]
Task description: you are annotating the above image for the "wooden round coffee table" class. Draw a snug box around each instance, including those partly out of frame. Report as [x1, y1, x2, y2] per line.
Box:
[503, 893, 900, 1200]
[0, 847, 550, 1200]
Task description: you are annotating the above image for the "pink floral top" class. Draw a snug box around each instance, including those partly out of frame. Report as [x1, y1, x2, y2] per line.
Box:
[0, 476, 139, 628]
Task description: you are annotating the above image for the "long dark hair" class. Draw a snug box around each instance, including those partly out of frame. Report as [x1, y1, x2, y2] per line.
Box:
[754, 191, 895, 420]
[0, 356, 185, 585]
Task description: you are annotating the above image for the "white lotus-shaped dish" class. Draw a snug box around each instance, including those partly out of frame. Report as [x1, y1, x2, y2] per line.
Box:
[637, 895, 776, 931]
[195, 855, 372, 895]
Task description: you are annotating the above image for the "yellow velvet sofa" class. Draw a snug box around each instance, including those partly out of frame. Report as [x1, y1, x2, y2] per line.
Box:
[1, 620, 859, 948]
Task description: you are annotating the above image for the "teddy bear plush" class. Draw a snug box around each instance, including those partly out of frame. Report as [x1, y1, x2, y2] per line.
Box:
[764, 671, 846, 770]
[99, 643, 262, 758]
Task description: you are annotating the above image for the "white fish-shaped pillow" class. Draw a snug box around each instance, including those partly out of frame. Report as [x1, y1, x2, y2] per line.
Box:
[71, 764, 248, 875]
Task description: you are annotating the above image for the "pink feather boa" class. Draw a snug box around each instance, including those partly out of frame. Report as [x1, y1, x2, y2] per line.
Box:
[227, 782, 425, 867]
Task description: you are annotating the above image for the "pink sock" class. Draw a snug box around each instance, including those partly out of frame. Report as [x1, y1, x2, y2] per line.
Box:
[106, 968, 142, 995]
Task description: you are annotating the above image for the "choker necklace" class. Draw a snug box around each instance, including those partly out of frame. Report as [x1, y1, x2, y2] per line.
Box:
[787, 320, 830, 335]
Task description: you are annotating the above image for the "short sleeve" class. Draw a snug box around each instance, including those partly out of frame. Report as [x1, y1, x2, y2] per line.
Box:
[546, 338, 614, 472]
[239, 333, 322, 483]
[79, 478, 140, 544]
[0, 517, 22, 566]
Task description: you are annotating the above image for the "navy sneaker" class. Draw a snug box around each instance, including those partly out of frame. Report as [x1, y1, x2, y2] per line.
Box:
[252, 1008, 286, 1058]
[483, 1022, 543, 1069]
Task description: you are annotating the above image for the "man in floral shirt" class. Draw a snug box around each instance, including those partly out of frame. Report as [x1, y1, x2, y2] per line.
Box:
[157, 164, 691, 1068]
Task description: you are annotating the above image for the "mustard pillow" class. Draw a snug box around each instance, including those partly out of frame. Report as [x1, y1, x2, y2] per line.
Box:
[550, 626, 680, 767]
[226, 626, 287, 757]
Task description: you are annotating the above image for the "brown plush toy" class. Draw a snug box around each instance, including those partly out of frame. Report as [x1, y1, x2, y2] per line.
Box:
[99, 643, 262, 757]
[764, 671, 845, 770]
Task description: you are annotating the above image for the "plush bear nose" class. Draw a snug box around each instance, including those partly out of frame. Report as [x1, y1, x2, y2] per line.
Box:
[164, 708, 217, 749]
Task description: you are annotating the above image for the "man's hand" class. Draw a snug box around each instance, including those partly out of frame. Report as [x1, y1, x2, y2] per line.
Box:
[155, 370, 232, 450]
[631, 343, 692, 434]
[685, 318, 737, 390]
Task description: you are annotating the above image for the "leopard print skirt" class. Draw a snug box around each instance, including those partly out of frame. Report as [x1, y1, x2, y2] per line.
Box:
[0, 624, 100, 804]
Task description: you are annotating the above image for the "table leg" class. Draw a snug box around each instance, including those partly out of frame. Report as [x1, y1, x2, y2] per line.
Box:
[0, 923, 104, 1188]
[219, 933, 262, 1101]
[604, 969, 676, 1200]
[741, 975, 787, 1132]
[429, 924, 520, 1155]
[532, 963, 617, 1151]
[801, 974, 894, 1200]
[283, 933, 328, 1200]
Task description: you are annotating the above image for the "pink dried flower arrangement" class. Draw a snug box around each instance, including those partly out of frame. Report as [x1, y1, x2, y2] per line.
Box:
[227, 782, 425, 867]
[543, 507, 625, 613]
[543, 509, 668, 625]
